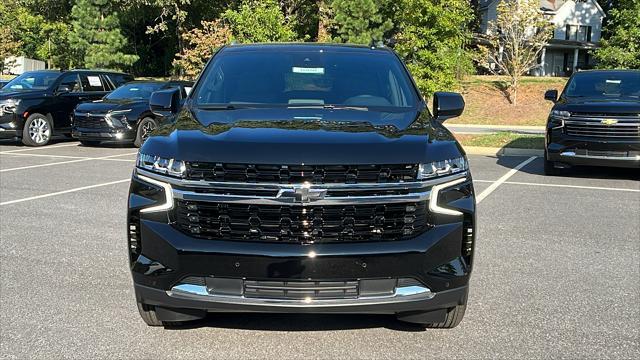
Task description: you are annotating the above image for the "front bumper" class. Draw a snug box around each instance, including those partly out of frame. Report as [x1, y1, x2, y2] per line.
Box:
[546, 128, 640, 169]
[72, 126, 136, 142]
[129, 170, 476, 315]
[0, 113, 20, 138]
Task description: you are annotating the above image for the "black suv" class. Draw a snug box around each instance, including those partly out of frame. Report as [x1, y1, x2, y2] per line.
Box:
[128, 44, 475, 328]
[544, 70, 640, 174]
[72, 80, 193, 147]
[0, 69, 133, 146]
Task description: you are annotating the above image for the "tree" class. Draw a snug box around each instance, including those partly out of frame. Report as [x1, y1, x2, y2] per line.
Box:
[394, 0, 474, 97]
[69, 0, 139, 70]
[173, 20, 232, 78]
[476, 0, 552, 105]
[222, 0, 297, 43]
[0, 26, 22, 73]
[594, 0, 640, 69]
[36, 22, 73, 69]
[330, 0, 393, 44]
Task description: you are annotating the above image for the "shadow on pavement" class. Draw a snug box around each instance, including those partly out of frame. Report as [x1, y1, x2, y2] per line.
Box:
[497, 155, 639, 180]
[163, 313, 427, 332]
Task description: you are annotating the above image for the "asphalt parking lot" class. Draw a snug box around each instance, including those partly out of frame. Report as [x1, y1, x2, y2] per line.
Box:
[0, 140, 638, 359]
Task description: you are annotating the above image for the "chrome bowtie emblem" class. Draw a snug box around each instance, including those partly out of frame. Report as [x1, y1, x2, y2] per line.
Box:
[276, 184, 327, 203]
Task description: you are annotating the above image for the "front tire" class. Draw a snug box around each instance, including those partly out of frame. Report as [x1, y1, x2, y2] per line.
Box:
[134, 117, 157, 147]
[22, 113, 52, 146]
[424, 302, 467, 329]
[136, 302, 164, 327]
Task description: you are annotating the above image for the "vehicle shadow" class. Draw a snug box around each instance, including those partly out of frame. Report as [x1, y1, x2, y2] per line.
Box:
[163, 313, 427, 332]
[0, 136, 77, 147]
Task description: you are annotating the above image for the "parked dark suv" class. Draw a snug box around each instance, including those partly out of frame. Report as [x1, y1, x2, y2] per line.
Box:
[128, 44, 475, 328]
[544, 70, 640, 174]
[0, 69, 133, 146]
[73, 80, 193, 147]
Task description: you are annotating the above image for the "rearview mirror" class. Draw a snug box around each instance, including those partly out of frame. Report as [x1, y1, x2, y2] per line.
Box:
[433, 92, 465, 122]
[544, 89, 558, 102]
[150, 88, 180, 117]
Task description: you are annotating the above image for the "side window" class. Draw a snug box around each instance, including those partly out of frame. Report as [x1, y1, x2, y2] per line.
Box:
[57, 73, 81, 93]
[100, 74, 115, 91]
[80, 74, 106, 92]
[108, 74, 134, 88]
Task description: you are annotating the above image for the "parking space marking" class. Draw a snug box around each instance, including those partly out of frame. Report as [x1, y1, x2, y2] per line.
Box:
[0, 152, 137, 172]
[476, 156, 537, 203]
[1, 152, 137, 162]
[0, 142, 80, 154]
[0, 179, 130, 206]
[474, 179, 640, 193]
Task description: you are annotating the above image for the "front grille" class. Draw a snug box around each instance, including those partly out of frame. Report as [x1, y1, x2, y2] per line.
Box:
[74, 113, 109, 129]
[244, 280, 359, 299]
[185, 163, 419, 184]
[174, 200, 430, 243]
[565, 113, 640, 138]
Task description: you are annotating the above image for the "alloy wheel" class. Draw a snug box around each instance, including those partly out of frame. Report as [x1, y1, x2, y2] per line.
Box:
[141, 121, 156, 141]
[28, 117, 51, 145]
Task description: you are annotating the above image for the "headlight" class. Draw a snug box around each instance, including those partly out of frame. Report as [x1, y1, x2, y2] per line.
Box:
[105, 109, 131, 127]
[549, 110, 570, 128]
[0, 99, 20, 114]
[137, 153, 186, 178]
[417, 157, 467, 180]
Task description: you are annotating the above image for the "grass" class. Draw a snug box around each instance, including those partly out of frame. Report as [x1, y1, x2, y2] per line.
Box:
[448, 75, 567, 127]
[455, 131, 544, 149]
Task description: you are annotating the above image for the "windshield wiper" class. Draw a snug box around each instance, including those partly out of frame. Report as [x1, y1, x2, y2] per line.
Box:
[288, 104, 369, 111]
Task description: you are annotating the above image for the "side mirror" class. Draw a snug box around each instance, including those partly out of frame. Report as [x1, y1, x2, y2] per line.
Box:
[544, 89, 558, 102]
[150, 88, 180, 117]
[56, 84, 72, 94]
[433, 92, 465, 122]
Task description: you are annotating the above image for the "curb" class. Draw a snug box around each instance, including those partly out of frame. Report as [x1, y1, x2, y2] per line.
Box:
[463, 146, 544, 157]
[447, 124, 545, 131]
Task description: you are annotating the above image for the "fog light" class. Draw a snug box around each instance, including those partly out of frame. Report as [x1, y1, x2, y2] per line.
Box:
[115, 133, 124, 139]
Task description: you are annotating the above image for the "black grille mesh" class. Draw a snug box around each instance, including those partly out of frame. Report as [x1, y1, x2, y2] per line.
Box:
[185, 163, 419, 184]
[174, 200, 430, 243]
[74, 114, 108, 129]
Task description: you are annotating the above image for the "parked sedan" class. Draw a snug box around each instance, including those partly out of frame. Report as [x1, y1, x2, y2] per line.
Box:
[72, 80, 192, 147]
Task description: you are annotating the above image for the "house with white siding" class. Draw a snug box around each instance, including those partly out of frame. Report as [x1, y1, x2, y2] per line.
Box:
[478, 0, 606, 76]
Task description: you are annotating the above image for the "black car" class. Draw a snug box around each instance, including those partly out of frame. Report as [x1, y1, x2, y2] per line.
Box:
[544, 70, 640, 174]
[128, 44, 475, 328]
[72, 80, 193, 147]
[0, 70, 133, 146]
[0, 79, 9, 88]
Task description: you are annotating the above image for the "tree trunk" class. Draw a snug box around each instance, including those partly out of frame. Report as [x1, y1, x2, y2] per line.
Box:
[317, 0, 330, 42]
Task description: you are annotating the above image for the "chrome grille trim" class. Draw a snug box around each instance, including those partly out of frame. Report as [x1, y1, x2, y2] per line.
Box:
[565, 113, 640, 138]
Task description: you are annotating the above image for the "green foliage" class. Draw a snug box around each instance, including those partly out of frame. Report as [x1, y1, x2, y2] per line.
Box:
[36, 22, 73, 69]
[330, 0, 393, 44]
[594, 0, 640, 69]
[222, 0, 298, 43]
[69, 0, 139, 70]
[394, 0, 474, 97]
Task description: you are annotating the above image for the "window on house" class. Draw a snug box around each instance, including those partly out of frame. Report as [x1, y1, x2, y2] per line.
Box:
[565, 25, 592, 42]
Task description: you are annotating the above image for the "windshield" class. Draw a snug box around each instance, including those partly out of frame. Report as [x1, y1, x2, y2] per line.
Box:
[193, 48, 418, 110]
[564, 71, 640, 99]
[106, 83, 164, 100]
[1, 72, 60, 91]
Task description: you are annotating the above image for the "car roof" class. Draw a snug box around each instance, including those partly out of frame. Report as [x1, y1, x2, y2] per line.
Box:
[220, 42, 393, 54]
[574, 69, 640, 75]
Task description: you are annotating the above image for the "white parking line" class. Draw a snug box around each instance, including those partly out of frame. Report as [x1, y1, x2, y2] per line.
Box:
[0, 142, 80, 154]
[0, 179, 130, 206]
[0, 152, 137, 172]
[474, 179, 640, 193]
[476, 156, 537, 203]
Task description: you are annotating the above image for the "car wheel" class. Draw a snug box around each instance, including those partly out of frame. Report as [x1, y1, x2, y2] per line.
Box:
[543, 150, 560, 176]
[80, 140, 101, 147]
[22, 113, 52, 146]
[136, 302, 164, 327]
[423, 302, 467, 329]
[134, 118, 157, 147]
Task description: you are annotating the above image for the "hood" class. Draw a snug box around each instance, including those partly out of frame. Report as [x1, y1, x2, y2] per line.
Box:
[141, 107, 462, 165]
[0, 89, 48, 101]
[556, 97, 640, 114]
[75, 98, 147, 114]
